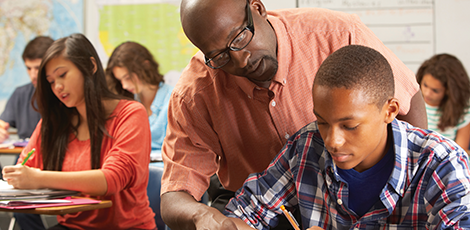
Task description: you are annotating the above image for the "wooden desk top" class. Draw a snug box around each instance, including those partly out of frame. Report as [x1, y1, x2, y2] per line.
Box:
[0, 147, 23, 154]
[0, 199, 112, 215]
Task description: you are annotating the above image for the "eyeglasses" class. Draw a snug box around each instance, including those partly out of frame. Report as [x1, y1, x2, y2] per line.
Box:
[204, 1, 255, 69]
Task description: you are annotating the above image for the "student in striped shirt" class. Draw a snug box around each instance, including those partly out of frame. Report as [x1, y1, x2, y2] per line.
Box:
[417, 54, 470, 152]
[224, 45, 470, 230]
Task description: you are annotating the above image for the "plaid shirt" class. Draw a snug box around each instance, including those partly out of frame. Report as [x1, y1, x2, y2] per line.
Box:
[225, 119, 470, 230]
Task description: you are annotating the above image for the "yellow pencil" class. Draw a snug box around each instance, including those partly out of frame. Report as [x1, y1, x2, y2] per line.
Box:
[280, 205, 300, 230]
[21, 148, 35, 166]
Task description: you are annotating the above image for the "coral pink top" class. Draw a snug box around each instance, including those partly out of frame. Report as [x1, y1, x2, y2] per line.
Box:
[19, 100, 156, 230]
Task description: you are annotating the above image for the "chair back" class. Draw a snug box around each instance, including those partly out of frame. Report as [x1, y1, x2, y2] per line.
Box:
[147, 165, 166, 230]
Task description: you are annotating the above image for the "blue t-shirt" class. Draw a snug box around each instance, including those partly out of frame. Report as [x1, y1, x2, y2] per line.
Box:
[337, 144, 394, 217]
[0, 83, 41, 139]
[148, 82, 173, 150]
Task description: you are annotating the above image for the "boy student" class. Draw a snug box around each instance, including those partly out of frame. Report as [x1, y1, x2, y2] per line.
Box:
[161, 0, 427, 228]
[0, 36, 54, 143]
[223, 45, 470, 229]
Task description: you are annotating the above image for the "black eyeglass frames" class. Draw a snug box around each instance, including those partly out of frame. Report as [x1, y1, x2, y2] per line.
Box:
[204, 1, 255, 69]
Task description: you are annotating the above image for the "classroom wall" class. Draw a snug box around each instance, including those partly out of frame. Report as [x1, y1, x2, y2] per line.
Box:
[262, 0, 470, 74]
[1, 0, 470, 115]
[85, 0, 470, 76]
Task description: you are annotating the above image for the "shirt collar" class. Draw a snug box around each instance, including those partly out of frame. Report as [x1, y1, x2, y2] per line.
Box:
[266, 14, 291, 86]
[233, 14, 292, 98]
[388, 119, 409, 197]
[323, 119, 408, 197]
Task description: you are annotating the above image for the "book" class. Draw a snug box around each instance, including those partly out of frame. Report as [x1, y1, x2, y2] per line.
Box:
[0, 199, 72, 206]
[0, 180, 79, 200]
[0, 197, 102, 209]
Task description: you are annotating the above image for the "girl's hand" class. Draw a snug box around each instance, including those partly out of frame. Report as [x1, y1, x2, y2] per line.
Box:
[2, 165, 42, 189]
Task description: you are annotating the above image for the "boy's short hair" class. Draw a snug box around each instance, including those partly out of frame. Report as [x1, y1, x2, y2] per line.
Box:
[314, 45, 395, 108]
[22, 36, 54, 61]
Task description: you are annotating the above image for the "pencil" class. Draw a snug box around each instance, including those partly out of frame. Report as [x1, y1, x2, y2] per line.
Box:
[21, 148, 35, 166]
[280, 205, 300, 230]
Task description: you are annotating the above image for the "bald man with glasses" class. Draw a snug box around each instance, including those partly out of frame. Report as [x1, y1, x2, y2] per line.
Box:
[160, 0, 427, 229]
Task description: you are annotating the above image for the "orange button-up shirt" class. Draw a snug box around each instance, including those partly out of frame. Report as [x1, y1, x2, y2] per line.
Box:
[162, 8, 419, 200]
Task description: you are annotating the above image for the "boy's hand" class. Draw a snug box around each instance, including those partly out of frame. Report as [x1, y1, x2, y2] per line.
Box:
[0, 120, 10, 143]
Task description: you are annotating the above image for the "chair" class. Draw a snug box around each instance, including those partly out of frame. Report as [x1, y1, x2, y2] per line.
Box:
[147, 165, 166, 230]
[147, 165, 209, 230]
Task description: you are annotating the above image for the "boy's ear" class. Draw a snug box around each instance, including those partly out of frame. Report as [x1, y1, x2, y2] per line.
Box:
[90, 57, 97, 74]
[384, 98, 399, 123]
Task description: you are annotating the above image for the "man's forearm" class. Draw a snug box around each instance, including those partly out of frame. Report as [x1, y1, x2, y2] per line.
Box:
[161, 191, 239, 230]
[161, 191, 205, 230]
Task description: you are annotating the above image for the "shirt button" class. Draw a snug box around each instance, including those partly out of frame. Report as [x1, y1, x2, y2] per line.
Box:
[337, 199, 343, 205]
[284, 133, 290, 139]
[283, 79, 286, 84]
[400, 189, 404, 194]
[248, 95, 252, 99]
[271, 101, 276, 107]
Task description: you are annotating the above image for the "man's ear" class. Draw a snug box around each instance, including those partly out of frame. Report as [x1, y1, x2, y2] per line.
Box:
[251, 0, 267, 18]
[90, 57, 97, 74]
[384, 98, 400, 124]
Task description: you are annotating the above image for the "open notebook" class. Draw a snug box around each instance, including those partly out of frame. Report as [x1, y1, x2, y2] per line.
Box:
[0, 197, 101, 209]
[0, 180, 79, 200]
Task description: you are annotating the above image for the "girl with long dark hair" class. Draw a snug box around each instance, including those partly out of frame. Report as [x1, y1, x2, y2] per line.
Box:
[2, 34, 156, 230]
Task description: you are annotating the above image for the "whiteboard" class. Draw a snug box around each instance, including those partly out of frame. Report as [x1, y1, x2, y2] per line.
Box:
[264, 0, 470, 74]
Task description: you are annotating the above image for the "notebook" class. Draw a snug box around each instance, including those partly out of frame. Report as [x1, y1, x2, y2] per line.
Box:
[0, 180, 79, 200]
[0, 197, 101, 209]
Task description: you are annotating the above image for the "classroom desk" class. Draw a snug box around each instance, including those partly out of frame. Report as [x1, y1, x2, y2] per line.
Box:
[0, 199, 112, 215]
[0, 147, 23, 155]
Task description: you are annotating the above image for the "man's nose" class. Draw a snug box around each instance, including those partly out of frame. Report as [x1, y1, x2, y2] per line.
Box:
[229, 50, 251, 69]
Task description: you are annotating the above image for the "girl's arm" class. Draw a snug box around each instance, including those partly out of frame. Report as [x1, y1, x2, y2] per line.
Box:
[455, 123, 470, 152]
[2, 165, 107, 196]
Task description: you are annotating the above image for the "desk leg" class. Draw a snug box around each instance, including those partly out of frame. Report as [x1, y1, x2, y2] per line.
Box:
[8, 216, 16, 230]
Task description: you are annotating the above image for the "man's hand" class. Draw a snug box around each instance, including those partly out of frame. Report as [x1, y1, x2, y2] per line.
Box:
[0, 120, 10, 143]
[192, 207, 240, 230]
[162, 191, 250, 230]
